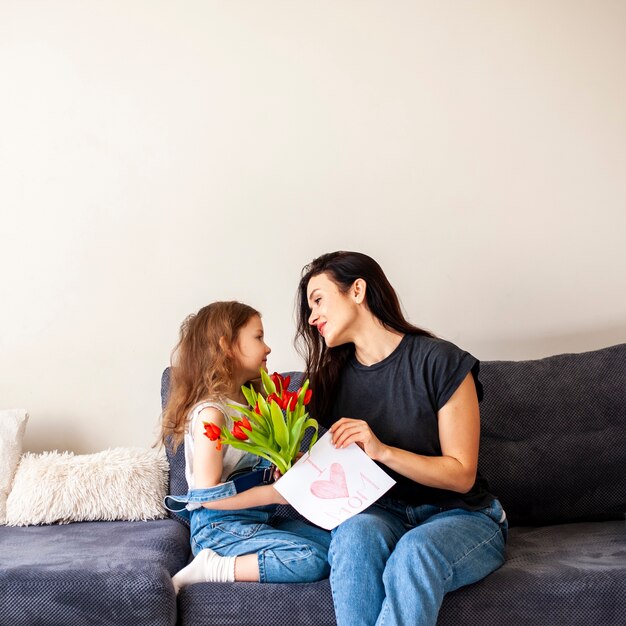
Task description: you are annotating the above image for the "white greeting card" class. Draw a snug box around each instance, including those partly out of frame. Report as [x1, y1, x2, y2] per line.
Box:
[273, 431, 396, 530]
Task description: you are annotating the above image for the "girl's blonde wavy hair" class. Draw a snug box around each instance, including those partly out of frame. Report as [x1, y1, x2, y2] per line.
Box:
[161, 301, 260, 452]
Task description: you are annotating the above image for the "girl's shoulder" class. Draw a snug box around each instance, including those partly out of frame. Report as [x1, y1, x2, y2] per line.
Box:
[187, 398, 245, 429]
[186, 400, 226, 436]
[190, 399, 227, 416]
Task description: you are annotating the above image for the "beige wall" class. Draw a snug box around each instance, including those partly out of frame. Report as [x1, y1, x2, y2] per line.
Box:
[1, 1, 625, 454]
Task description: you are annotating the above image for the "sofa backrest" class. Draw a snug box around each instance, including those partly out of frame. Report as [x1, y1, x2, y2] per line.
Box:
[160, 368, 188, 526]
[161, 344, 626, 528]
[478, 343, 625, 526]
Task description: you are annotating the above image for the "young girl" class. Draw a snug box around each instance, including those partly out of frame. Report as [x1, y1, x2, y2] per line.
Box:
[161, 301, 330, 593]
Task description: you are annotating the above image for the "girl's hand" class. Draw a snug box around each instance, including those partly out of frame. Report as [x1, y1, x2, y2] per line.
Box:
[330, 418, 388, 461]
[273, 488, 289, 505]
[273, 452, 304, 481]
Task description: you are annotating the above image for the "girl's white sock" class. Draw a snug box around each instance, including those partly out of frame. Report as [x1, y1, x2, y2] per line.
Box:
[172, 548, 236, 593]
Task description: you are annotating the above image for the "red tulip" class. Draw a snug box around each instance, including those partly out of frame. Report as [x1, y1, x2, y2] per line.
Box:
[270, 372, 284, 393]
[270, 372, 291, 395]
[294, 387, 312, 407]
[254, 402, 261, 415]
[232, 423, 249, 441]
[239, 417, 252, 431]
[288, 394, 298, 411]
[203, 422, 223, 450]
[203, 422, 221, 441]
[268, 387, 299, 412]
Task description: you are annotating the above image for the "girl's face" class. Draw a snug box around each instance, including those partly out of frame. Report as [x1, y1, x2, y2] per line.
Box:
[307, 272, 359, 348]
[233, 315, 271, 381]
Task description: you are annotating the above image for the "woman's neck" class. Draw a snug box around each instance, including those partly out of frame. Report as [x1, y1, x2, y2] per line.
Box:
[352, 318, 404, 366]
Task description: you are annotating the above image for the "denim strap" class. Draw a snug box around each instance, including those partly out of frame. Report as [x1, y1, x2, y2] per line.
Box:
[164, 466, 275, 519]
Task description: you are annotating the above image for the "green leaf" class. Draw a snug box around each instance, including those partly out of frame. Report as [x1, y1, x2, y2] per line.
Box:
[296, 418, 319, 453]
[284, 406, 294, 433]
[225, 404, 269, 435]
[260, 368, 276, 395]
[270, 400, 289, 452]
[297, 379, 310, 405]
[220, 438, 288, 474]
[256, 394, 269, 417]
[288, 413, 308, 459]
[255, 395, 274, 437]
[241, 384, 257, 408]
[249, 414, 270, 437]
[244, 426, 273, 450]
[225, 403, 254, 419]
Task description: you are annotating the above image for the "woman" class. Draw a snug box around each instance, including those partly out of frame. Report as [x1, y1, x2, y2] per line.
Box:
[296, 251, 507, 626]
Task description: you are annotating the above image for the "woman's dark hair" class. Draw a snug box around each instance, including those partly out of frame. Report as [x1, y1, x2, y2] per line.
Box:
[295, 251, 434, 421]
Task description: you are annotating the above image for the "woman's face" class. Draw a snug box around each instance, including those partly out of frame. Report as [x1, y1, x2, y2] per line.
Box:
[307, 272, 359, 348]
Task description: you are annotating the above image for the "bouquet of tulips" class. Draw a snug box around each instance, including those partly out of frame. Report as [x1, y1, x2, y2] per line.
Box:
[203, 370, 318, 475]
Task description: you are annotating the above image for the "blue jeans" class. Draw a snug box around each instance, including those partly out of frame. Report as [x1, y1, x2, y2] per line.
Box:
[190, 505, 331, 583]
[328, 498, 507, 626]
[166, 455, 331, 584]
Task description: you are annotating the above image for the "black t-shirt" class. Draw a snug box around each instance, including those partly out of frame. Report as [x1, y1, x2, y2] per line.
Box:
[325, 334, 493, 509]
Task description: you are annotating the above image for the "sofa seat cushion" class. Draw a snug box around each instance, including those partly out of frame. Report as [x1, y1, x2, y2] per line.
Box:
[0, 519, 189, 626]
[439, 520, 626, 625]
[179, 579, 336, 626]
[176, 521, 625, 626]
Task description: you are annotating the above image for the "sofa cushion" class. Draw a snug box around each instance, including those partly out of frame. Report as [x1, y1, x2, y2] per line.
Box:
[5, 447, 169, 526]
[478, 344, 626, 526]
[174, 521, 626, 626]
[0, 408, 28, 524]
[179, 579, 336, 626]
[0, 519, 189, 626]
[438, 520, 626, 626]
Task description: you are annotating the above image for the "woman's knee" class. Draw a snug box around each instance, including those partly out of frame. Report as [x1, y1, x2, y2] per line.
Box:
[385, 514, 505, 592]
[387, 531, 451, 578]
[330, 509, 403, 565]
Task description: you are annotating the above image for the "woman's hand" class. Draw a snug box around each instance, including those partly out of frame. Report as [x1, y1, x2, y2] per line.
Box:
[329, 418, 388, 461]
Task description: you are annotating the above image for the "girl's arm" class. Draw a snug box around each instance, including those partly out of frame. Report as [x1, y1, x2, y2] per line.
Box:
[192, 407, 288, 508]
[329, 373, 480, 494]
[192, 407, 226, 488]
[201, 484, 287, 510]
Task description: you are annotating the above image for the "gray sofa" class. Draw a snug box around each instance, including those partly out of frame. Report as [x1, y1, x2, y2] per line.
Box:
[1, 343, 624, 625]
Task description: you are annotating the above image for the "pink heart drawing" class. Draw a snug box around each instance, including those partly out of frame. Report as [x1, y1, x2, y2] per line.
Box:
[310, 463, 349, 499]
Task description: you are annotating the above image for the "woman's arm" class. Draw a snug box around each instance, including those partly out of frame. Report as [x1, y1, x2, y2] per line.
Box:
[329, 373, 480, 493]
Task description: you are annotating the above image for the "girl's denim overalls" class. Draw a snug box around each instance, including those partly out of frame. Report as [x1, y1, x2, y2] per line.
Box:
[164, 453, 330, 583]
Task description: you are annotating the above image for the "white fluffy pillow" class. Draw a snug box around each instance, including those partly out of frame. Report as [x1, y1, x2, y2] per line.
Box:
[0, 409, 29, 524]
[5, 447, 169, 526]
